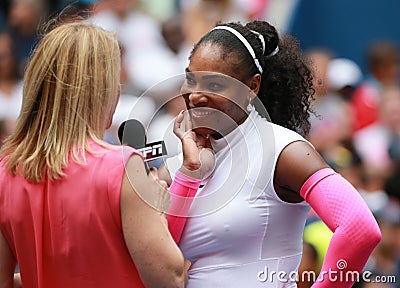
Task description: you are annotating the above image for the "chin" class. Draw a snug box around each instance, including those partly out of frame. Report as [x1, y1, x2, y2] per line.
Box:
[193, 127, 216, 137]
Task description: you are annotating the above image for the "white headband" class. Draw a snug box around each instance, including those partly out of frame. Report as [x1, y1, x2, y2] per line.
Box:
[211, 26, 263, 74]
[268, 46, 280, 58]
[250, 30, 265, 54]
[251, 30, 280, 58]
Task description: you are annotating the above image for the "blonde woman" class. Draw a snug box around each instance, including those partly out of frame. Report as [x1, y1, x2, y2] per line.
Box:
[0, 22, 188, 288]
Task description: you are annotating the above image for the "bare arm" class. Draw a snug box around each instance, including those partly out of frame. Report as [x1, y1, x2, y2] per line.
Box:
[275, 141, 381, 287]
[274, 140, 328, 201]
[121, 154, 185, 288]
[0, 229, 16, 288]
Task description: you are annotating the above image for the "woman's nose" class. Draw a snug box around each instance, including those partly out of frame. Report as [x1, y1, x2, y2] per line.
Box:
[188, 91, 208, 106]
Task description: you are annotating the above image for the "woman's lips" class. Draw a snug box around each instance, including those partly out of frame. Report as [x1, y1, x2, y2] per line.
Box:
[189, 107, 216, 118]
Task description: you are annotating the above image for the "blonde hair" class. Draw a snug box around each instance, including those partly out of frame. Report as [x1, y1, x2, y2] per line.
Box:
[0, 22, 121, 182]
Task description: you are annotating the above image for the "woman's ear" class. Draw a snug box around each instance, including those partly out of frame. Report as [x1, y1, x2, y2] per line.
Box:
[248, 74, 261, 96]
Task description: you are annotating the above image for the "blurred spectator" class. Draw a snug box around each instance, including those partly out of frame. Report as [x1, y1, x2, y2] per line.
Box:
[139, 0, 177, 22]
[297, 241, 318, 288]
[180, 0, 248, 47]
[51, 0, 96, 23]
[312, 57, 364, 190]
[87, 0, 182, 94]
[388, 134, 400, 164]
[161, 13, 184, 56]
[104, 44, 156, 144]
[309, 57, 362, 154]
[159, 11, 192, 85]
[304, 55, 369, 287]
[323, 141, 364, 190]
[88, 1, 188, 152]
[351, 41, 400, 133]
[240, 0, 270, 20]
[0, 0, 11, 29]
[179, 0, 250, 72]
[0, 31, 23, 137]
[327, 58, 363, 101]
[306, 48, 334, 99]
[303, 219, 333, 275]
[146, 95, 186, 161]
[385, 171, 400, 206]
[139, 12, 188, 160]
[385, 153, 400, 215]
[364, 201, 400, 288]
[7, 0, 43, 78]
[353, 84, 400, 175]
[354, 85, 400, 223]
[48, 0, 96, 16]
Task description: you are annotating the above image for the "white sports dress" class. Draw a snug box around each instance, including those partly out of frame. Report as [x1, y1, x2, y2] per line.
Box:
[166, 108, 310, 288]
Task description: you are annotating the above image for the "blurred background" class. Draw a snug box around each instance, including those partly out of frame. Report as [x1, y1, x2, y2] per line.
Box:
[1, 0, 399, 287]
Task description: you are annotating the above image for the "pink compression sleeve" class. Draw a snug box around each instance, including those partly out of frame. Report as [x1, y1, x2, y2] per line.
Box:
[166, 171, 201, 244]
[300, 168, 381, 288]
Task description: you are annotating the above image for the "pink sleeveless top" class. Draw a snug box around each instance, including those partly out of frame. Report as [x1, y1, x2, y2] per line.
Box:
[0, 140, 145, 288]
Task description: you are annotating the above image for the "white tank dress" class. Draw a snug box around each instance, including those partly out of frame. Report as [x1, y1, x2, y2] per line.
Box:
[165, 108, 311, 288]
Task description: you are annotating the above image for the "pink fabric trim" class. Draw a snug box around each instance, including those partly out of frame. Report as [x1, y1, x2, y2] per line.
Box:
[167, 171, 201, 244]
[300, 168, 336, 199]
[301, 169, 381, 287]
[170, 171, 202, 191]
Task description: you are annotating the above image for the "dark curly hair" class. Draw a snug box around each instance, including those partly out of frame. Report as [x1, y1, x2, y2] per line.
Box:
[190, 20, 315, 136]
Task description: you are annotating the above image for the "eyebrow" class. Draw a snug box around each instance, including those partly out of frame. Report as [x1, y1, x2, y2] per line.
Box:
[185, 68, 228, 81]
[202, 74, 228, 80]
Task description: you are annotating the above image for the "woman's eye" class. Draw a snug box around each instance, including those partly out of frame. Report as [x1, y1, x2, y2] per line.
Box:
[185, 76, 196, 86]
[207, 82, 225, 91]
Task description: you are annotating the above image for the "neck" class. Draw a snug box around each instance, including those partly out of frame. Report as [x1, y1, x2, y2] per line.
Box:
[210, 111, 249, 140]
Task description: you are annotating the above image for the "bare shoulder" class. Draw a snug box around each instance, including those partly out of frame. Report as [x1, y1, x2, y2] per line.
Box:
[274, 140, 329, 198]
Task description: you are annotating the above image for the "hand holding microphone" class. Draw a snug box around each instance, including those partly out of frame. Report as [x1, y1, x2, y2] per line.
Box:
[117, 113, 216, 245]
[118, 119, 167, 173]
[117, 119, 171, 217]
[117, 113, 215, 178]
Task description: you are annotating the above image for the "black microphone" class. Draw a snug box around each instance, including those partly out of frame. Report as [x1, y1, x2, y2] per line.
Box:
[118, 119, 167, 171]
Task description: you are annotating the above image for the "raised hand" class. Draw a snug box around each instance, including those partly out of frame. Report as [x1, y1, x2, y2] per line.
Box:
[173, 110, 215, 179]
